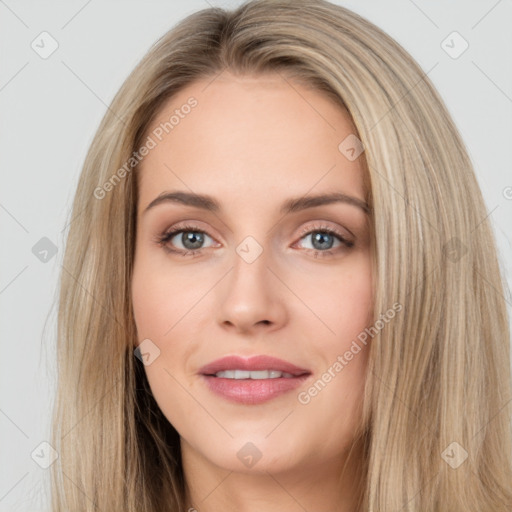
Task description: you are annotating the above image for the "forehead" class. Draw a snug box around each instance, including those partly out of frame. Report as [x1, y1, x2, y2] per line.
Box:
[137, 72, 366, 212]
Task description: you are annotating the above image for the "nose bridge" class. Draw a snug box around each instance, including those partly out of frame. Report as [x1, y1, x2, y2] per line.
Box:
[229, 233, 272, 298]
[216, 232, 287, 332]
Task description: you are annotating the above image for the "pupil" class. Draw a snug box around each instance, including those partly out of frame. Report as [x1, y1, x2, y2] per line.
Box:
[183, 232, 204, 250]
[313, 232, 333, 250]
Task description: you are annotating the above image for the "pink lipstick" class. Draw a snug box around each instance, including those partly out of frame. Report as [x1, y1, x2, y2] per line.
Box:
[199, 355, 312, 405]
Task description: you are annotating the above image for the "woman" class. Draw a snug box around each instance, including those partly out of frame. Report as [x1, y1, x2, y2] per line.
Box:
[51, 0, 512, 510]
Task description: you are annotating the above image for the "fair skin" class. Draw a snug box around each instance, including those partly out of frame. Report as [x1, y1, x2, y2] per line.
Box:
[131, 71, 373, 512]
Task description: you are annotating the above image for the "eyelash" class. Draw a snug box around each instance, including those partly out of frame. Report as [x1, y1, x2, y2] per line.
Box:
[155, 223, 354, 259]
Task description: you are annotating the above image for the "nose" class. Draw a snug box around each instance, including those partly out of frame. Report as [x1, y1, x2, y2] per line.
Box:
[216, 244, 288, 335]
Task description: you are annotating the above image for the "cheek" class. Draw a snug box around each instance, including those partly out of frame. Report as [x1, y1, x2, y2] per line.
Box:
[131, 255, 199, 340]
[301, 255, 373, 401]
[132, 269, 165, 340]
[300, 255, 374, 342]
[131, 260, 197, 426]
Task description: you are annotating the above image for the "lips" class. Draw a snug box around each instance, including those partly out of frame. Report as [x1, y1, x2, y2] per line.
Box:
[198, 355, 311, 377]
[198, 355, 312, 404]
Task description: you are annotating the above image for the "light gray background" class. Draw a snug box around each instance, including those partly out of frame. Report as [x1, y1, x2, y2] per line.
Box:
[1, 1, 511, 510]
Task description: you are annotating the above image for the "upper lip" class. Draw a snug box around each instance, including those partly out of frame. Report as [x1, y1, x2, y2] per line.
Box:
[199, 355, 311, 377]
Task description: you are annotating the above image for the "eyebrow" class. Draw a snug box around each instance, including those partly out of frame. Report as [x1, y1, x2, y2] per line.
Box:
[142, 190, 371, 216]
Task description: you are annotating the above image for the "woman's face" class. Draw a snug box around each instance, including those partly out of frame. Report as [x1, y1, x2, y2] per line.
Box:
[131, 72, 373, 477]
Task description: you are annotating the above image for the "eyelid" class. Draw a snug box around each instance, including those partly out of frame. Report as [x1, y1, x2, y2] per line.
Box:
[296, 222, 352, 242]
[292, 223, 354, 251]
[156, 222, 220, 249]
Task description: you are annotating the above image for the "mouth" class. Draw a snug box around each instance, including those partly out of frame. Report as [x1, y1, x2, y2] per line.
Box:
[198, 355, 312, 405]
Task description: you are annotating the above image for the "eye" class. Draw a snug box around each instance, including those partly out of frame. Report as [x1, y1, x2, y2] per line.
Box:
[155, 222, 354, 259]
[155, 223, 218, 257]
[294, 223, 354, 258]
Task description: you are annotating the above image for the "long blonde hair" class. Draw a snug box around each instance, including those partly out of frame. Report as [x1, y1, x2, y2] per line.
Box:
[50, 1, 512, 510]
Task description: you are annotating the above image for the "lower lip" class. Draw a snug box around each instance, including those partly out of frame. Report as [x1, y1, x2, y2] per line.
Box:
[200, 374, 311, 405]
